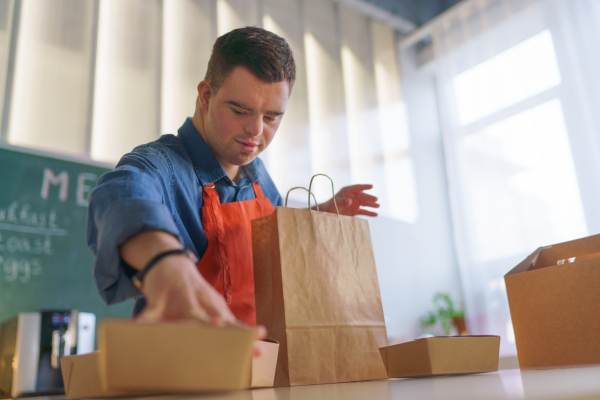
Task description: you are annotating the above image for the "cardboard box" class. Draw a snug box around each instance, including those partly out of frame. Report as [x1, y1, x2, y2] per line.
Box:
[98, 319, 255, 393]
[250, 339, 279, 388]
[60, 320, 280, 398]
[379, 336, 500, 378]
[61, 352, 151, 399]
[505, 234, 600, 369]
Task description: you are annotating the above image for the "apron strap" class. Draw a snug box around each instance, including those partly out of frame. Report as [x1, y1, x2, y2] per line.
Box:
[201, 183, 232, 303]
[252, 182, 266, 199]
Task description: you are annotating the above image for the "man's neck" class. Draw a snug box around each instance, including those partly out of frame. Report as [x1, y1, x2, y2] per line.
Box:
[223, 164, 241, 183]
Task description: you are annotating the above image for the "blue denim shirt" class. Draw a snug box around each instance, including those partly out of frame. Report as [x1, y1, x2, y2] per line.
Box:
[87, 118, 283, 314]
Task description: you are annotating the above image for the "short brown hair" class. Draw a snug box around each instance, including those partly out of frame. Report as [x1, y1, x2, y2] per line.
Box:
[205, 26, 296, 92]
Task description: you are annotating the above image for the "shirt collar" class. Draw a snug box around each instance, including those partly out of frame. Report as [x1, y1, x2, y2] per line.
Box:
[177, 117, 260, 186]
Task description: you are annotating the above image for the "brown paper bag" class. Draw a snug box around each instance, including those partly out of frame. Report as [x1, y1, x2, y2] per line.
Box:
[252, 175, 388, 386]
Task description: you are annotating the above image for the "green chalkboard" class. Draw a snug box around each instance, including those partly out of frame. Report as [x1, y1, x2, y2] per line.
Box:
[0, 144, 134, 323]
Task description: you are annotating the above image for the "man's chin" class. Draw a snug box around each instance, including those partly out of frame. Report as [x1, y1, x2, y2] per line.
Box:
[229, 153, 259, 167]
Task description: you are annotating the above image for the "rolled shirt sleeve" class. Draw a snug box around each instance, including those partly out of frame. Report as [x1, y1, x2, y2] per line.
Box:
[87, 145, 182, 305]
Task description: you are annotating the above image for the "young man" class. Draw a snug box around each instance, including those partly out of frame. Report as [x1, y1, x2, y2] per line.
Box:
[87, 27, 379, 330]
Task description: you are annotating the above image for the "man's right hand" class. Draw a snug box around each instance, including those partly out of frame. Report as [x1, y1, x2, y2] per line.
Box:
[119, 230, 267, 355]
[119, 230, 236, 325]
[136, 253, 237, 326]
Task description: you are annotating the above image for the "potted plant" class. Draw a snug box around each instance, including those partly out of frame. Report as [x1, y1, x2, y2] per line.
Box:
[420, 292, 467, 336]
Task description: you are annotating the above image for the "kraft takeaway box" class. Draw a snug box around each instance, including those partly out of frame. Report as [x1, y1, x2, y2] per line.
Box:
[61, 352, 152, 399]
[60, 320, 279, 398]
[251, 339, 280, 388]
[99, 319, 255, 393]
[505, 234, 600, 369]
[61, 343, 279, 398]
[379, 336, 500, 378]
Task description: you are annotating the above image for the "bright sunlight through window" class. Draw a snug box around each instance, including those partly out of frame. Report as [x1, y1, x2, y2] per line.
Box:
[453, 30, 561, 126]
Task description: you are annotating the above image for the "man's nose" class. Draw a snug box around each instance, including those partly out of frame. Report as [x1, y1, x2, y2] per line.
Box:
[244, 116, 263, 137]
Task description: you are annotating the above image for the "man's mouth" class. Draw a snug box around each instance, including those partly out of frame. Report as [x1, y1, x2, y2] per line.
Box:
[236, 139, 259, 153]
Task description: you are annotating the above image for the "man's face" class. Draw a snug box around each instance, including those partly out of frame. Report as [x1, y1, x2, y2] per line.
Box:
[198, 66, 290, 170]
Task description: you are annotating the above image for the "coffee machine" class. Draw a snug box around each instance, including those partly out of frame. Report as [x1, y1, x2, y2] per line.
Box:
[0, 310, 95, 397]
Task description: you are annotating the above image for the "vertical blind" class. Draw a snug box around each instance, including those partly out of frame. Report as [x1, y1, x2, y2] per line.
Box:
[0, 0, 418, 222]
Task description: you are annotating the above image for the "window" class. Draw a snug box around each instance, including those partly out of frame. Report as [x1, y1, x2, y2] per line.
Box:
[440, 24, 589, 353]
[453, 30, 561, 126]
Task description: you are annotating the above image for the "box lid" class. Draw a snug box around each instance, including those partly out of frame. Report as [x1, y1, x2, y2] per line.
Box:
[379, 336, 500, 378]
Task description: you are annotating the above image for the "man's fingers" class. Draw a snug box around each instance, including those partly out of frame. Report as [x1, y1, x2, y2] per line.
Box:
[357, 208, 378, 217]
[253, 343, 263, 357]
[356, 200, 380, 209]
[356, 199, 380, 208]
[252, 326, 268, 357]
[135, 304, 165, 323]
[195, 287, 237, 323]
[347, 184, 373, 192]
[256, 325, 267, 340]
[359, 202, 380, 209]
[186, 307, 215, 325]
[356, 192, 379, 204]
[195, 289, 225, 317]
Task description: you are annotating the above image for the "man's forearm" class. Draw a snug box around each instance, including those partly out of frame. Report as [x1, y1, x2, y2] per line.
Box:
[119, 230, 182, 270]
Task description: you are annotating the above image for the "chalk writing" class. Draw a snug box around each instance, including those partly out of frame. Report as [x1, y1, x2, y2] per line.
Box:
[77, 173, 97, 207]
[1, 256, 42, 283]
[0, 201, 57, 228]
[0, 202, 68, 231]
[39, 169, 97, 207]
[0, 231, 53, 255]
[41, 169, 68, 201]
[0, 200, 63, 284]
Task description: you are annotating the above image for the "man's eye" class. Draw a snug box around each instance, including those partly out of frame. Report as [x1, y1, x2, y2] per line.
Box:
[232, 109, 245, 115]
[265, 116, 277, 122]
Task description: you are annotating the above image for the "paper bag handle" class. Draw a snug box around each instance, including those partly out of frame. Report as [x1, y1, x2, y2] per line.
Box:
[285, 187, 319, 211]
[308, 174, 348, 244]
[308, 174, 340, 215]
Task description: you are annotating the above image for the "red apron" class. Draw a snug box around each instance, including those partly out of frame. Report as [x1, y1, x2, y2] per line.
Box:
[197, 182, 274, 326]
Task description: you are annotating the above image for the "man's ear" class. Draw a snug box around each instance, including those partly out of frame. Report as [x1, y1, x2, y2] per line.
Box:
[197, 80, 212, 112]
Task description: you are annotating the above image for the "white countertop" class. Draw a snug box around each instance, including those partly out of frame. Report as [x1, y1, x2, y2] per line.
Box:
[12, 366, 600, 400]
[243, 366, 600, 400]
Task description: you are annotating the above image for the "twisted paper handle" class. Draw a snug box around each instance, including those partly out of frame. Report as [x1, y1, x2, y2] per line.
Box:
[308, 174, 340, 216]
[308, 173, 347, 244]
[285, 187, 319, 211]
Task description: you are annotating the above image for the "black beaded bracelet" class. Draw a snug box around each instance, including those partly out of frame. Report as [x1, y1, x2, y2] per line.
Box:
[132, 248, 199, 290]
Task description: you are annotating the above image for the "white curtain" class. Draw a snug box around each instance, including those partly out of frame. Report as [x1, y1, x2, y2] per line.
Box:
[8, 0, 96, 156]
[1, 0, 419, 223]
[432, 0, 600, 354]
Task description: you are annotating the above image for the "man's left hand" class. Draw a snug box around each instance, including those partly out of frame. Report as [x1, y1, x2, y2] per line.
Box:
[316, 184, 380, 217]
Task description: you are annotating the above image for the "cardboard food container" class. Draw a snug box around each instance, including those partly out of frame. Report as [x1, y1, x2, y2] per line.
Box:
[379, 336, 500, 378]
[250, 339, 279, 388]
[99, 319, 254, 393]
[60, 319, 280, 398]
[505, 234, 600, 370]
[61, 352, 152, 399]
